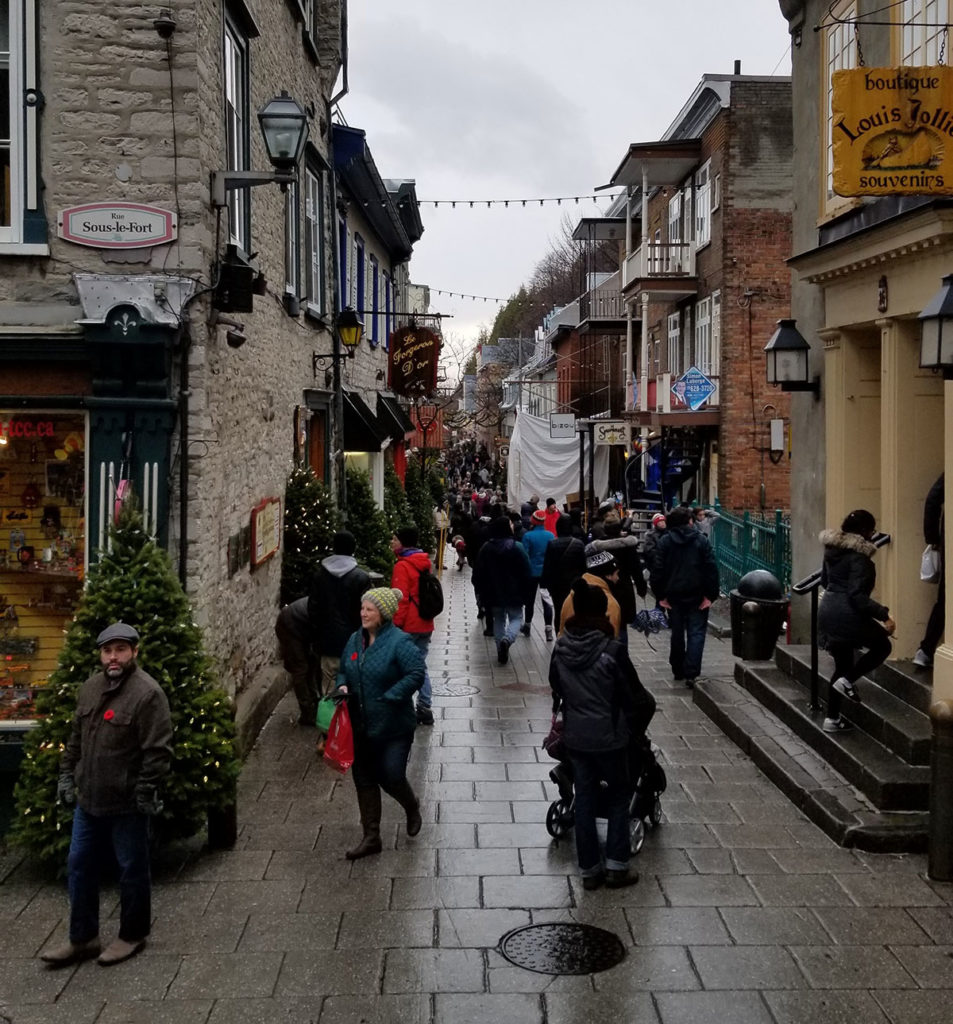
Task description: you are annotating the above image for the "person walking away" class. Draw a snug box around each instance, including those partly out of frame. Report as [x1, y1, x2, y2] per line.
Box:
[649, 505, 720, 689]
[569, 508, 587, 540]
[521, 494, 540, 533]
[541, 514, 587, 632]
[41, 623, 173, 967]
[275, 596, 319, 726]
[817, 509, 895, 732]
[549, 580, 649, 890]
[588, 511, 648, 632]
[915, 473, 944, 668]
[522, 509, 555, 639]
[559, 550, 623, 638]
[390, 526, 436, 726]
[641, 513, 667, 577]
[473, 516, 531, 664]
[543, 497, 561, 536]
[336, 589, 425, 859]
[589, 500, 616, 541]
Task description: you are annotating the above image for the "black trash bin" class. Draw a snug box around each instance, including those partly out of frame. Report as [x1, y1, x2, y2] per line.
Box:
[729, 570, 788, 660]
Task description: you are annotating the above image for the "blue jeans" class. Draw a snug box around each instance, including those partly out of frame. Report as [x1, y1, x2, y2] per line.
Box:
[568, 748, 631, 874]
[667, 601, 710, 680]
[407, 633, 432, 709]
[352, 733, 414, 793]
[492, 605, 523, 647]
[67, 806, 152, 944]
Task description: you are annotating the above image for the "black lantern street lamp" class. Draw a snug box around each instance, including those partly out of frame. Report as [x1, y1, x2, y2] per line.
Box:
[257, 91, 309, 172]
[764, 318, 820, 396]
[336, 306, 365, 352]
[919, 274, 953, 376]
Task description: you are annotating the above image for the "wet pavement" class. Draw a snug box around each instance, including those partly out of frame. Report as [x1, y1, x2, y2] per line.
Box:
[2, 565, 953, 1022]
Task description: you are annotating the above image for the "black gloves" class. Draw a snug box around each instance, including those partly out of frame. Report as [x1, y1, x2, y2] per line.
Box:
[56, 772, 76, 806]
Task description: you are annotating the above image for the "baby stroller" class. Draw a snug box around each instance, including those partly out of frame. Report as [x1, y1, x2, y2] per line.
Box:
[544, 734, 666, 854]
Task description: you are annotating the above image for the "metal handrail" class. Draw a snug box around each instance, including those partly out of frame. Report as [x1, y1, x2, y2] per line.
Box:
[792, 531, 891, 711]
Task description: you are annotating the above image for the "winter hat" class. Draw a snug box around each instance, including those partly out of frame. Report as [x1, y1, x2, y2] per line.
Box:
[531, 509, 546, 524]
[489, 516, 513, 539]
[362, 587, 403, 621]
[585, 549, 617, 574]
[96, 622, 140, 647]
[603, 511, 622, 537]
[571, 577, 608, 618]
[652, 513, 666, 526]
[396, 525, 419, 548]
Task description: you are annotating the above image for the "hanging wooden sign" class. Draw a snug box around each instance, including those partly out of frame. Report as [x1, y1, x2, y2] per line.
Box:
[388, 326, 440, 397]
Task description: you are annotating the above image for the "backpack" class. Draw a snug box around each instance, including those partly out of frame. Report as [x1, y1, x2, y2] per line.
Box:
[414, 567, 444, 619]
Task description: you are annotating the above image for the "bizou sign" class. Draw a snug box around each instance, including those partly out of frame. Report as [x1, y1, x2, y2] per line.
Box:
[58, 202, 178, 249]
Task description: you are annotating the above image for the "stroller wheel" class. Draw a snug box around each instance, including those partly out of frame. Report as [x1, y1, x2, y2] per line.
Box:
[648, 795, 662, 828]
[546, 801, 572, 839]
[630, 816, 645, 855]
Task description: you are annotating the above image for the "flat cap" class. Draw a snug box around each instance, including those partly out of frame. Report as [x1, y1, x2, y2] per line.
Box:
[96, 622, 140, 646]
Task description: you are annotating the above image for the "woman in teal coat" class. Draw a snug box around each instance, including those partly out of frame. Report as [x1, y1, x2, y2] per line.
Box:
[335, 587, 425, 859]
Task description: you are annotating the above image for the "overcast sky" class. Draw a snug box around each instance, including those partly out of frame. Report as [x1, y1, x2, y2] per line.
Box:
[340, 1, 792, 380]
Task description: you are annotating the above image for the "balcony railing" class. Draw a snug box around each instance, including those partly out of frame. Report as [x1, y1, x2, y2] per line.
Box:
[579, 269, 624, 322]
[623, 242, 696, 288]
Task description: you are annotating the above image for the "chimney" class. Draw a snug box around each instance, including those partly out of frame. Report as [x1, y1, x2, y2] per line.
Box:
[734, 59, 742, 75]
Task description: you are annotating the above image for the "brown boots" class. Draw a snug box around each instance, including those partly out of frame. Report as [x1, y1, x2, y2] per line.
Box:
[346, 787, 383, 860]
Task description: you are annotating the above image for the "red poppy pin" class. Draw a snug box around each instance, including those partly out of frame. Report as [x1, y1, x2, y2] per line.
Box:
[350, 652, 358, 661]
[103, 709, 115, 721]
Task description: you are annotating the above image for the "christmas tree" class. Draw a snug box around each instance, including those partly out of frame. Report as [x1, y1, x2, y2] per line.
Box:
[280, 468, 341, 606]
[345, 466, 394, 578]
[404, 455, 437, 556]
[12, 504, 240, 871]
[384, 463, 415, 539]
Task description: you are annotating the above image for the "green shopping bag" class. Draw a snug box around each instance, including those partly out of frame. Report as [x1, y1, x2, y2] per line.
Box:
[316, 695, 337, 733]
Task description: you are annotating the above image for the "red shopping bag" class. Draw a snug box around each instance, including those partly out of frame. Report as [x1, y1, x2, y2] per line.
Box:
[323, 701, 355, 774]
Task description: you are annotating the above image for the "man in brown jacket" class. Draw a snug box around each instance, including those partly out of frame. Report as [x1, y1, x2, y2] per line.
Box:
[41, 622, 173, 968]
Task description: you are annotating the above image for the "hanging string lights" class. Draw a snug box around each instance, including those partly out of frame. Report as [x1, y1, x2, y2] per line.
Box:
[358, 191, 624, 210]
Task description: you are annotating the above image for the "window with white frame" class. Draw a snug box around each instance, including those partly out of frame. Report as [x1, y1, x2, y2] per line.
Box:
[667, 312, 681, 376]
[712, 172, 721, 211]
[711, 290, 721, 377]
[284, 181, 298, 296]
[304, 166, 325, 313]
[651, 227, 662, 274]
[695, 160, 711, 247]
[901, 0, 949, 64]
[369, 254, 380, 347]
[695, 297, 712, 374]
[224, 16, 250, 251]
[668, 192, 681, 245]
[825, 1, 857, 207]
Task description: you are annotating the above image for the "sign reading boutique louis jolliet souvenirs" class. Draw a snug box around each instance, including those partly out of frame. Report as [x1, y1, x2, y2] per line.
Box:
[388, 326, 441, 397]
[832, 66, 953, 196]
[57, 202, 178, 249]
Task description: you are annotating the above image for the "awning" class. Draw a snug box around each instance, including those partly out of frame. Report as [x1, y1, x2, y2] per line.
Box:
[344, 390, 389, 451]
[603, 139, 703, 190]
[376, 393, 414, 440]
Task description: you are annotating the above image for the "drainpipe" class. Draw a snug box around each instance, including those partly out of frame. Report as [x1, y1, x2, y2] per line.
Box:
[640, 165, 649, 415]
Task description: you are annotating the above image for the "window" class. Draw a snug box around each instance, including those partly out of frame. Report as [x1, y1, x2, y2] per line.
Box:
[224, 16, 250, 251]
[695, 297, 712, 374]
[354, 234, 365, 314]
[304, 166, 325, 313]
[667, 312, 681, 376]
[284, 181, 298, 296]
[711, 290, 721, 377]
[695, 160, 711, 247]
[338, 216, 348, 307]
[668, 192, 681, 244]
[0, 0, 45, 252]
[712, 172, 721, 211]
[901, 0, 949, 64]
[384, 271, 392, 349]
[369, 254, 380, 347]
[824, 2, 857, 208]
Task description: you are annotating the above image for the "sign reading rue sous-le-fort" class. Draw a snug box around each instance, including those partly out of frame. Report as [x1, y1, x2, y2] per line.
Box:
[832, 65, 953, 196]
[57, 202, 178, 249]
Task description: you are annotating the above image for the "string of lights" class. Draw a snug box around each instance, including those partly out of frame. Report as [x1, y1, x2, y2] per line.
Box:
[430, 289, 555, 304]
[360, 192, 624, 210]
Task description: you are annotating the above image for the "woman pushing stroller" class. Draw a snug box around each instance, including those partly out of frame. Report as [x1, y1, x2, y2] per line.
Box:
[548, 578, 656, 890]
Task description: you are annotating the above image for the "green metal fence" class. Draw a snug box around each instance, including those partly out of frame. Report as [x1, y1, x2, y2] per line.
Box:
[709, 504, 792, 596]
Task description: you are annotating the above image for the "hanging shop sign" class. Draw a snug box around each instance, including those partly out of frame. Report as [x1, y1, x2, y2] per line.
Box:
[550, 413, 576, 439]
[388, 326, 441, 397]
[57, 202, 178, 249]
[250, 497, 281, 568]
[594, 421, 627, 446]
[672, 366, 717, 411]
[832, 66, 953, 196]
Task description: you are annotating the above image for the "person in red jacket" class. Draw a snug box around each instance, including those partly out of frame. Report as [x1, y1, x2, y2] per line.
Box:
[543, 497, 561, 537]
[390, 526, 435, 725]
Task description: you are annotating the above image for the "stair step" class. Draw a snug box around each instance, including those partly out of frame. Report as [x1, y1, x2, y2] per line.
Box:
[694, 677, 928, 853]
[733, 662, 930, 811]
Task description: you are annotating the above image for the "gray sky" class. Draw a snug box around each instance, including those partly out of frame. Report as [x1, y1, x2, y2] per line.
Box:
[341, 1, 792, 379]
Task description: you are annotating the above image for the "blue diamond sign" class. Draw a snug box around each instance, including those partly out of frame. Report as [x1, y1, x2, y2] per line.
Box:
[672, 366, 717, 411]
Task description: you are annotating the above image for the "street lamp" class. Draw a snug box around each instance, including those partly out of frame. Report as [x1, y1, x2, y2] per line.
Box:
[312, 307, 365, 381]
[764, 318, 820, 396]
[919, 274, 953, 377]
[211, 91, 309, 207]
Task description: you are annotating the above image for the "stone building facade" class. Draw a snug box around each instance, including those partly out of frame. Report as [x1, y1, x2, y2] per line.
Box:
[0, 0, 419, 745]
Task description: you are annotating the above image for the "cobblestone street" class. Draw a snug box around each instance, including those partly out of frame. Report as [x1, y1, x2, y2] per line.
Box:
[2, 564, 953, 1023]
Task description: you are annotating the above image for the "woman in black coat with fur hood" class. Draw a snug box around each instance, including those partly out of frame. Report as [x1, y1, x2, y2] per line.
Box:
[817, 509, 895, 734]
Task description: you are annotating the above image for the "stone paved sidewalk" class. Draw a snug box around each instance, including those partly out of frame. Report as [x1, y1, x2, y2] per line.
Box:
[1, 565, 953, 1023]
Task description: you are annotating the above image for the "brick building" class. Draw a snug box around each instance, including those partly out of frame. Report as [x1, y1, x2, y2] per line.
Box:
[0, 0, 420, 745]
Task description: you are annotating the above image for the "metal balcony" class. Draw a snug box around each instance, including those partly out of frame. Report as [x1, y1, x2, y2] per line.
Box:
[579, 270, 625, 330]
[623, 242, 698, 300]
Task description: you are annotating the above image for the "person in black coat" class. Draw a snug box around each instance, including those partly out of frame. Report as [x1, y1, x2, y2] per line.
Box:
[818, 509, 895, 733]
[588, 511, 648, 630]
[549, 579, 653, 891]
[472, 516, 531, 664]
[915, 474, 944, 668]
[649, 506, 719, 688]
[541, 515, 587, 632]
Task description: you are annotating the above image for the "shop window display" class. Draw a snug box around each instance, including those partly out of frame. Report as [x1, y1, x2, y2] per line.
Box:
[0, 413, 86, 723]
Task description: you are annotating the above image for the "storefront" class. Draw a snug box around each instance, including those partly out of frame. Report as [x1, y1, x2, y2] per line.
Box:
[0, 410, 87, 738]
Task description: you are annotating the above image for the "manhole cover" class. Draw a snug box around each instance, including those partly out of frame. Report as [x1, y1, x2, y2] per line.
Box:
[498, 922, 626, 975]
[431, 681, 480, 697]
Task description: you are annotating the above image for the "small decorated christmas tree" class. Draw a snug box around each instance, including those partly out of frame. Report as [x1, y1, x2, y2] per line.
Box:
[404, 455, 437, 556]
[12, 504, 240, 871]
[345, 466, 395, 578]
[384, 463, 415, 539]
[280, 468, 341, 606]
